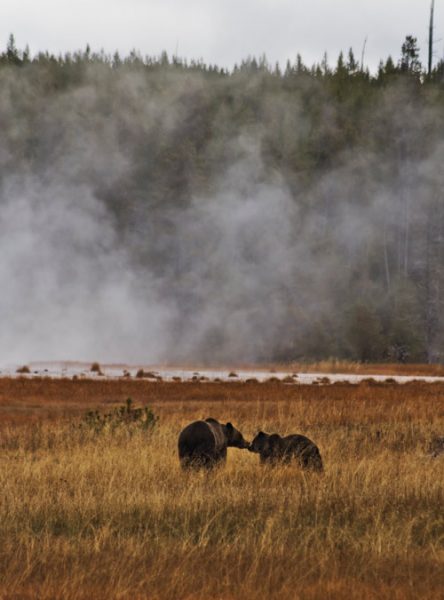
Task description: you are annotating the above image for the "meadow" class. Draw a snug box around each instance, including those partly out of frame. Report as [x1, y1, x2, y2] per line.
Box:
[0, 377, 443, 599]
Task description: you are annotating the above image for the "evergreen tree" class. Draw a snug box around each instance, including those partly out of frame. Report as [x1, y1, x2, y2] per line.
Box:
[0, 34, 442, 363]
[6, 33, 21, 65]
[399, 35, 421, 75]
[347, 48, 358, 73]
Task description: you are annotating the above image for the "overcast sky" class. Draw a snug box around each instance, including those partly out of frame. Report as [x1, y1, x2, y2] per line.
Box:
[0, 1, 440, 71]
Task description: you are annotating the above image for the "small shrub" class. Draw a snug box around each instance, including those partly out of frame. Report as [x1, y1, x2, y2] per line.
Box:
[79, 398, 158, 435]
[266, 377, 281, 383]
[282, 375, 296, 384]
[228, 371, 238, 378]
[245, 378, 259, 384]
[16, 365, 31, 374]
[429, 436, 444, 457]
[136, 369, 157, 379]
[90, 362, 102, 373]
[172, 376, 182, 382]
[360, 378, 379, 386]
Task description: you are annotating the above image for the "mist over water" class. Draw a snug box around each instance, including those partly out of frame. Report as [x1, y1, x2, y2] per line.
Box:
[1, 56, 444, 364]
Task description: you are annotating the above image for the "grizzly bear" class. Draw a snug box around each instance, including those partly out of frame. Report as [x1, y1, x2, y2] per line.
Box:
[249, 431, 323, 471]
[178, 418, 249, 469]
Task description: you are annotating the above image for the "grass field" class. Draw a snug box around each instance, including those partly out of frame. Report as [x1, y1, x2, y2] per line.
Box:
[289, 360, 444, 376]
[0, 378, 443, 599]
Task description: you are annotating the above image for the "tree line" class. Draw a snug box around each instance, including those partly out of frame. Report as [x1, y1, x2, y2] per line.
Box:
[2, 34, 444, 364]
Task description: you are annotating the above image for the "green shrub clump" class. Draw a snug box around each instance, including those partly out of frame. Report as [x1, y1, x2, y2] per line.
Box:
[80, 398, 158, 434]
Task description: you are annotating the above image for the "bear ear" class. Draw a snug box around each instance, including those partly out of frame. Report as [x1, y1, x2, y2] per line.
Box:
[226, 422, 234, 431]
[256, 431, 265, 438]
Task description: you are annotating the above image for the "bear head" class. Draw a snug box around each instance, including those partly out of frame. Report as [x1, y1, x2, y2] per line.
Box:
[224, 422, 249, 449]
[249, 431, 271, 454]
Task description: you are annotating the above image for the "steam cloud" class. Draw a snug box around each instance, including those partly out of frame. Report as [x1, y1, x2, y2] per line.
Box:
[1, 62, 443, 364]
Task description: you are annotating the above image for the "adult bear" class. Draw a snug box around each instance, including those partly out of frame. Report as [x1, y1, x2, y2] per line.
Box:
[178, 418, 249, 469]
[249, 431, 323, 472]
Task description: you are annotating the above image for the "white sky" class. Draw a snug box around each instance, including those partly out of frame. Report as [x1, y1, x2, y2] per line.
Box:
[0, 1, 440, 71]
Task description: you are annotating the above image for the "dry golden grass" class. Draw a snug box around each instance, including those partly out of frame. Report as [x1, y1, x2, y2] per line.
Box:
[287, 360, 444, 376]
[0, 378, 443, 599]
[158, 359, 444, 376]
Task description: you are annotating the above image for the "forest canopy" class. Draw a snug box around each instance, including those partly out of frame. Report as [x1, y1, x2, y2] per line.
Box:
[1, 34, 444, 364]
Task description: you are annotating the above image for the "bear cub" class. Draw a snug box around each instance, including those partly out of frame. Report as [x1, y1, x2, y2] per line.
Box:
[249, 431, 323, 472]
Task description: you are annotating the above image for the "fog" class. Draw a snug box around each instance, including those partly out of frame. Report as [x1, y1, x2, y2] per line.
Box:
[1, 53, 444, 364]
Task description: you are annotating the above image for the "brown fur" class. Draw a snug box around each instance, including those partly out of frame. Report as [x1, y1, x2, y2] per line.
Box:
[249, 431, 323, 471]
[178, 418, 248, 469]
